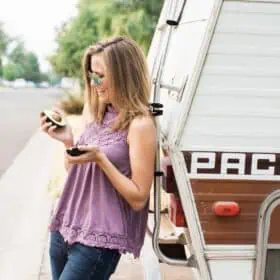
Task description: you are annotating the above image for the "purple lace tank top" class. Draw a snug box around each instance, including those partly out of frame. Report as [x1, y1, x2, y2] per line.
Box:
[49, 106, 149, 257]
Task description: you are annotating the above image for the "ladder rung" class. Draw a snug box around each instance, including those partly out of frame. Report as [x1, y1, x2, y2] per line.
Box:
[153, 80, 180, 93]
[160, 82, 180, 92]
[153, 73, 189, 102]
[157, 22, 169, 31]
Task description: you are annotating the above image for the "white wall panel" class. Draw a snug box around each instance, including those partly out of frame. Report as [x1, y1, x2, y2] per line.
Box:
[180, 1, 280, 152]
[190, 95, 280, 118]
[160, 21, 207, 139]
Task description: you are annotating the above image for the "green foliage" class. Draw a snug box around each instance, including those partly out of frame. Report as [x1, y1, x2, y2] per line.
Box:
[49, 0, 163, 79]
[59, 92, 84, 115]
[0, 23, 9, 56]
[0, 58, 3, 77]
[3, 62, 24, 81]
[0, 24, 58, 83]
[99, 0, 163, 53]
[9, 41, 25, 64]
[3, 40, 41, 82]
[22, 52, 41, 82]
[49, 4, 99, 78]
[0, 23, 10, 77]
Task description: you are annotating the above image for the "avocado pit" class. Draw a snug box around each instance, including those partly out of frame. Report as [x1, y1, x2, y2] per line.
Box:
[43, 110, 66, 127]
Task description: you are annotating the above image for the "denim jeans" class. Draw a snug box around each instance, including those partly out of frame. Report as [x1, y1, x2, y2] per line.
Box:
[49, 231, 121, 280]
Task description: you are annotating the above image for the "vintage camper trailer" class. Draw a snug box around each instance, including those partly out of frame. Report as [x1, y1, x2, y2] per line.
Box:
[148, 0, 280, 279]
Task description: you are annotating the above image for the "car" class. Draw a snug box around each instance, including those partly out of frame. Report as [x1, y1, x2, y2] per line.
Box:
[13, 79, 27, 89]
[39, 81, 50, 88]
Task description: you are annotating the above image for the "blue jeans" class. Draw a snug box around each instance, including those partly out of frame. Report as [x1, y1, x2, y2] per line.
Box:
[49, 231, 121, 280]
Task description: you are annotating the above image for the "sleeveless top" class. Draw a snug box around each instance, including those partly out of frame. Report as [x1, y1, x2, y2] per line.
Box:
[49, 105, 149, 258]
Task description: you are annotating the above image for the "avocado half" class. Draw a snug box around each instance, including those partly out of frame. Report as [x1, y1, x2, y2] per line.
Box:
[43, 109, 66, 127]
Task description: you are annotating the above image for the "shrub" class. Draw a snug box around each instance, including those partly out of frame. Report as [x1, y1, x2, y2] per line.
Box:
[58, 92, 84, 115]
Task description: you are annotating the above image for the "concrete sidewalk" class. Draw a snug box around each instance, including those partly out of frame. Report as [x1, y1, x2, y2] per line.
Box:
[0, 131, 56, 279]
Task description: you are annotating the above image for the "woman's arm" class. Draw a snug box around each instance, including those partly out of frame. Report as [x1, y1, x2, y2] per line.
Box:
[97, 116, 156, 211]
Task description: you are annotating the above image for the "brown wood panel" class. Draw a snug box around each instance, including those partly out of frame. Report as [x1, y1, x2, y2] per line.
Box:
[191, 179, 280, 194]
[205, 232, 255, 243]
[190, 179, 280, 244]
[196, 193, 266, 202]
[201, 219, 256, 232]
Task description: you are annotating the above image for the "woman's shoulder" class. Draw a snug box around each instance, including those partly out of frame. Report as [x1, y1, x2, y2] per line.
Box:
[129, 114, 155, 130]
[127, 114, 156, 142]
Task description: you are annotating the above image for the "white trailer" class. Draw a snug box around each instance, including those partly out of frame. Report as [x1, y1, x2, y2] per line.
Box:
[148, 0, 280, 279]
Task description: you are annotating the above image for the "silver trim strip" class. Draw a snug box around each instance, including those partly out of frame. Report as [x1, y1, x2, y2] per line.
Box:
[205, 245, 256, 260]
[267, 244, 280, 249]
[255, 190, 280, 280]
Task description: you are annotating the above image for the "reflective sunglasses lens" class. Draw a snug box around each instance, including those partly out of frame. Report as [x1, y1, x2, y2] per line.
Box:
[91, 73, 101, 85]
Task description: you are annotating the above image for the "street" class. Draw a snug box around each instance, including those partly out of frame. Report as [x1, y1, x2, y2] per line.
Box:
[0, 88, 62, 177]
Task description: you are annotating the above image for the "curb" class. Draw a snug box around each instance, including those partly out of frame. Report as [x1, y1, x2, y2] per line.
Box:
[0, 131, 56, 280]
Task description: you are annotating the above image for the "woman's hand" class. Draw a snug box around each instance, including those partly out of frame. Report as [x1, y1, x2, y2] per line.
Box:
[65, 145, 104, 165]
[40, 110, 74, 147]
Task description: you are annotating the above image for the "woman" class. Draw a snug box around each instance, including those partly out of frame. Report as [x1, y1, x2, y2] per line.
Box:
[40, 36, 156, 280]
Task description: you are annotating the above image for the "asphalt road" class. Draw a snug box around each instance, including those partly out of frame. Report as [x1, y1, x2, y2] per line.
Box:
[0, 88, 63, 178]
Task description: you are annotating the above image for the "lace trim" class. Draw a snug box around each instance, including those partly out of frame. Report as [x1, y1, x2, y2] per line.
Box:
[49, 215, 141, 258]
[77, 114, 127, 147]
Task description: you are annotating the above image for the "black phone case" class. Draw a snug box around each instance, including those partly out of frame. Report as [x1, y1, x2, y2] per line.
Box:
[66, 148, 86, 156]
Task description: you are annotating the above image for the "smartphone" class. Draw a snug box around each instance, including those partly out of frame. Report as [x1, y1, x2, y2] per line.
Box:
[66, 147, 87, 157]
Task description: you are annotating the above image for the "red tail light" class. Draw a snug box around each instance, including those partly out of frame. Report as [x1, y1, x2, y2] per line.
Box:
[161, 156, 178, 193]
[161, 156, 186, 227]
[169, 194, 187, 227]
[213, 201, 240, 217]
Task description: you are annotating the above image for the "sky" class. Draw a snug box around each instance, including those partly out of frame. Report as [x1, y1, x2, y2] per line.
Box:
[0, 0, 78, 72]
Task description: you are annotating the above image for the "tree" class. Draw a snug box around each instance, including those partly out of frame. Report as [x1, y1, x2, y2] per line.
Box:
[2, 62, 24, 81]
[9, 41, 26, 65]
[99, 0, 163, 53]
[23, 52, 41, 82]
[49, 0, 164, 80]
[49, 3, 99, 78]
[0, 23, 10, 77]
[3, 40, 42, 82]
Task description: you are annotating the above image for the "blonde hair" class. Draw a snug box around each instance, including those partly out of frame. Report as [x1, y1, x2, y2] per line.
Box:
[83, 36, 152, 130]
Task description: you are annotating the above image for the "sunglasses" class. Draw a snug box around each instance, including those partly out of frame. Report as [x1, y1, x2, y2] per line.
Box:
[88, 71, 102, 86]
